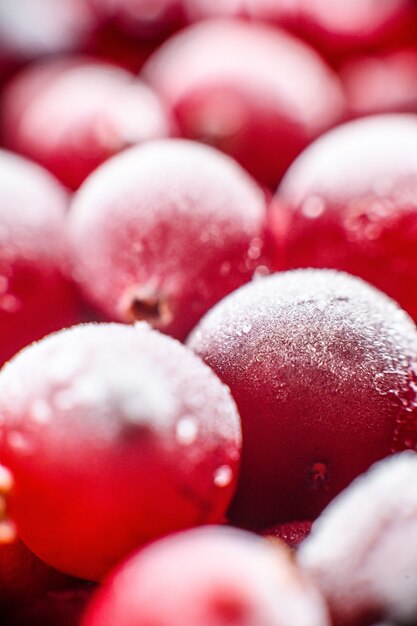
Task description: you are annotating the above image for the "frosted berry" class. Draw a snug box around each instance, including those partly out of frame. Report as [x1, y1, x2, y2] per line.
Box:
[341, 49, 417, 117]
[245, 0, 417, 62]
[82, 526, 330, 626]
[0, 150, 80, 366]
[1, 59, 172, 190]
[298, 452, 417, 626]
[0, 323, 241, 580]
[143, 20, 345, 187]
[68, 139, 267, 340]
[270, 115, 417, 322]
[188, 269, 417, 527]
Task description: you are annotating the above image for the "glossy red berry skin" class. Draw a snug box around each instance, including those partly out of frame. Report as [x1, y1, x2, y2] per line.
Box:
[341, 49, 417, 118]
[245, 0, 417, 62]
[270, 115, 417, 323]
[298, 453, 417, 626]
[0, 323, 241, 581]
[188, 269, 417, 528]
[1, 59, 172, 190]
[68, 139, 267, 340]
[143, 20, 345, 187]
[82, 526, 330, 626]
[0, 150, 80, 366]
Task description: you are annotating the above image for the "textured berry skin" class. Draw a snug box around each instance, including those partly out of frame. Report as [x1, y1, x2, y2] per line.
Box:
[261, 521, 312, 550]
[298, 453, 417, 626]
[0, 323, 241, 581]
[0, 150, 80, 366]
[1, 59, 172, 190]
[68, 139, 267, 340]
[245, 0, 417, 62]
[270, 115, 417, 323]
[143, 20, 345, 187]
[188, 269, 417, 527]
[341, 49, 417, 117]
[82, 526, 330, 626]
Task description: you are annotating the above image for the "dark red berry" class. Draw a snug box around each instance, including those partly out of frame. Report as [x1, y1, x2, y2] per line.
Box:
[188, 269, 417, 527]
[261, 520, 312, 550]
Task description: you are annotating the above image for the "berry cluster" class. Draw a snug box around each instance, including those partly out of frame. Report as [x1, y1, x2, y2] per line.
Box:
[1, 2, 417, 626]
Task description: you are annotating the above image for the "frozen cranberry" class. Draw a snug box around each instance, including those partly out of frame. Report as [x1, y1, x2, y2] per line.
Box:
[143, 20, 345, 187]
[245, 0, 417, 62]
[0, 0, 95, 76]
[87, 0, 187, 40]
[1, 59, 172, 190]
[341, 49, 417, 117]
[82, 526, 330, 626]
[270, 115, 417, 322]
[0, 150, 80, 365]
[261, 520, 312, 550]
[68, 139, 267, 340]
[0, 322, 241, 580]
[298, 452, 417, 626]
[188, 269, 417, 527]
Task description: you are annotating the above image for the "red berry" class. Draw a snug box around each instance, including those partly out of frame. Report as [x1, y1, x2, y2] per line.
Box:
[270, 115, 417, 322]
[0, 322, 241, 580]
[245, 0, 417, 62]
[68, 139, 267, 340]
[143, 20, 345, 187]
[1, 59, 172, 190]
[87, 0, 187, 39]
[0, 0, 95, 76]
[82, 526, 330, 626]
[0, 150, 80, 366]
[261, 520, 312, 550]
[188, 269, 417, 527]
[298, 452, 417, 626]
[341, 48, 417, 117]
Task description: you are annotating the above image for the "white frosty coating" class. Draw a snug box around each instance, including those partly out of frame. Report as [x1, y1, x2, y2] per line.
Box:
[68, 139, 266, 318]
[70, 139, 264, 233]
[188, 269, 417, 394]
[0, 323, 241, 461]
[298, 452, 417, 623]
[17, 62, 171, 154]
[280, 114, 417, 205]
[0, 0, 93, 57]
[113, 526, 330, 626]
[143, 19, 344, 131]
[0, 149, 68, 262]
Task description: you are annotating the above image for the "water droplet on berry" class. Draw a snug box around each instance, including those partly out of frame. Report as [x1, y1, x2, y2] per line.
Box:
[248, 237, 262, 260]
[301, 196, 325, 219]
[7, 431, 33, 454]
[31, 398, 52, 424]
[214, 465, 233, 487]
[0, 294, 20, 313]
[220, 261, 231, 277]
[176, 417, 198, 446]
[253, 265, 270, 279]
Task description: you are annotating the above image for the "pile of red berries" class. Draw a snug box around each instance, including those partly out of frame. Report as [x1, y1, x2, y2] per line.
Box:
[1, 2, 417, 625]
